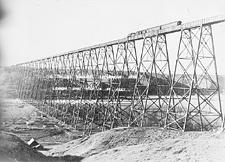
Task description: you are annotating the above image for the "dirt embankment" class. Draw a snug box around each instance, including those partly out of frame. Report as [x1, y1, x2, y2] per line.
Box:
[44, 126, 225, 162]
[84, 132, 225, 162]
[46, 127, 183, 158]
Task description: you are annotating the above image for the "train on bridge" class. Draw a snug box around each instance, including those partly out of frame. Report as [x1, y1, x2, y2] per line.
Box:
[127, 20, 182, 37]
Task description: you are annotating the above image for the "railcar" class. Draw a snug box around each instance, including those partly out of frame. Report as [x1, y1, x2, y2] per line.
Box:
[160, 21, 182, 30]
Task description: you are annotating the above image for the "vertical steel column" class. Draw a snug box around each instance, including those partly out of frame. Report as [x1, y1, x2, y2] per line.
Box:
[85, 49, 103, 134]
[139, 36, 155, 127]
[127, 33, 172, 128]
[151, 34, 172, 126]
[82, 49, 99, 135]
[107, 42, 130, 128]
[126, 39, 141, 127]
[165, 25, 222, 131]
[102, 45, 118, 130]
[27, 62, 36, 104]
[20, 63, 29, 100]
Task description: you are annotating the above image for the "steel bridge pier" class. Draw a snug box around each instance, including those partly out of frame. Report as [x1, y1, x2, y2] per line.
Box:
[13, 15, 225, 134]
[165, 25, 223, 131]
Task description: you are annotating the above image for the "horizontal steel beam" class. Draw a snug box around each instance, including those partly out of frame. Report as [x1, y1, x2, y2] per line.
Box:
[17, 14, 225, 65]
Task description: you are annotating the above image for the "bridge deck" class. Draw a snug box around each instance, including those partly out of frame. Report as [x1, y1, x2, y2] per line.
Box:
[17, 14, 225, 65]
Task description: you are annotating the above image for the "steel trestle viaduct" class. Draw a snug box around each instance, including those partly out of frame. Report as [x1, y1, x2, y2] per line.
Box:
[14, 15, 225, 135]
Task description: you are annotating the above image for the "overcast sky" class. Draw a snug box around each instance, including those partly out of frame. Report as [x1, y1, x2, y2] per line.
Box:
[0, 0, 225, 73]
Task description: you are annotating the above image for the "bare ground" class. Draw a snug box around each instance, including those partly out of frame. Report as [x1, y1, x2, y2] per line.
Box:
[44, 125, 225, 162]
[81, 130, 225, 162]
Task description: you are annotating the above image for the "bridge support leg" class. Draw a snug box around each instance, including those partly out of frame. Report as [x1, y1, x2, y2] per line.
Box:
[127, 34, 172, 127]
[165, 25, 223, 131]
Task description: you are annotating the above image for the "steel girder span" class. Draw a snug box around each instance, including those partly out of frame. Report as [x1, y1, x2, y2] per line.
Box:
[14, 14, 225, 134]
